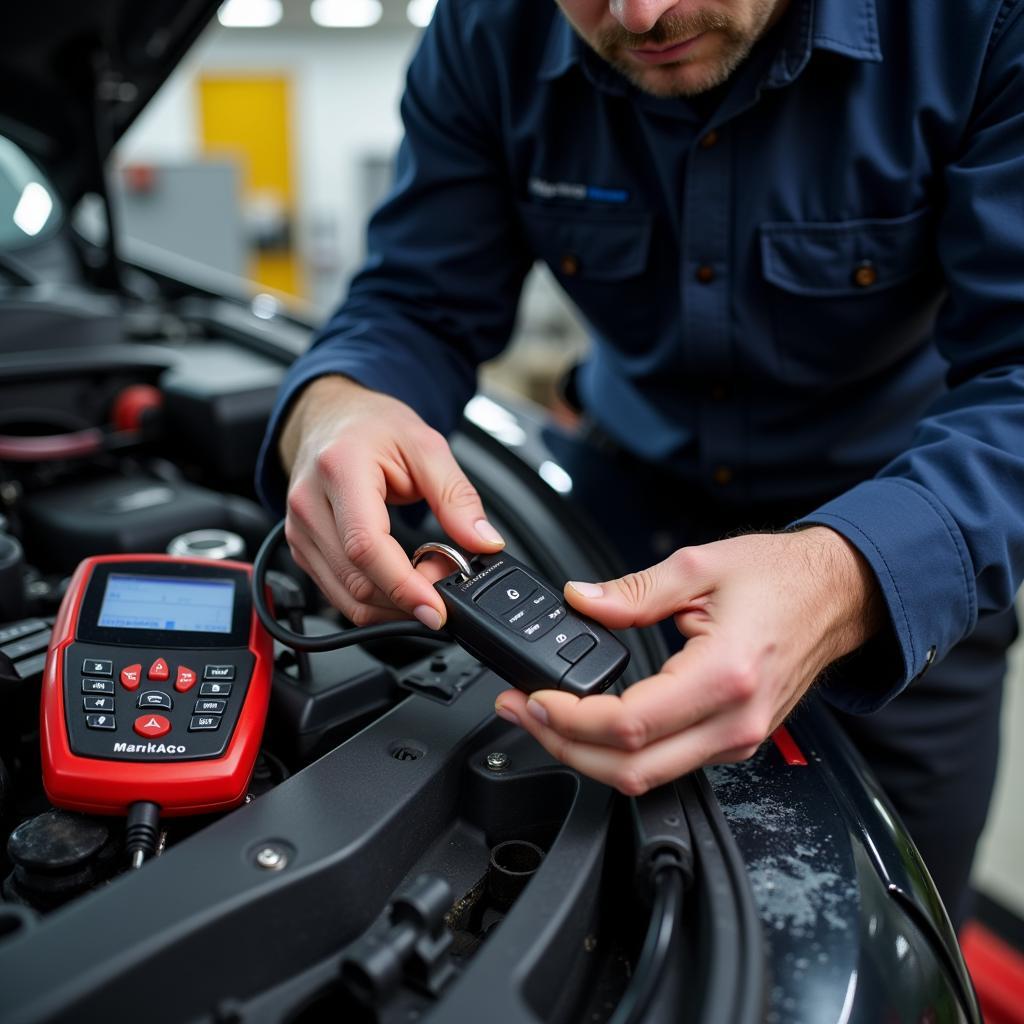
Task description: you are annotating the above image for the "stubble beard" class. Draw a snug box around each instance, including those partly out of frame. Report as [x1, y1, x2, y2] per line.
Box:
[591, 2, 780, 98]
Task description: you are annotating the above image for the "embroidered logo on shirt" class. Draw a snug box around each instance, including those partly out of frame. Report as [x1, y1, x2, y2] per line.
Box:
[528, 177, 629, 203]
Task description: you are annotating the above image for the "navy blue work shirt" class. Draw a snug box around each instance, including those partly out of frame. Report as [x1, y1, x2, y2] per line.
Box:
[258, 0, 1024, 714]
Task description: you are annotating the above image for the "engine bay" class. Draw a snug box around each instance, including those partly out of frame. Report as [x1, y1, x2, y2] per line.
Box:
[0, 297, 752, 1023]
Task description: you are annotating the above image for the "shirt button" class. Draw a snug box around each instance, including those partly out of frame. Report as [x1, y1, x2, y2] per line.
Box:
[699, 129, 719, 149]
[696, 264, 715, 284]
[852, 259, 878, 288]
[560, 252, 580, 276]
[712, 465, 734, 486]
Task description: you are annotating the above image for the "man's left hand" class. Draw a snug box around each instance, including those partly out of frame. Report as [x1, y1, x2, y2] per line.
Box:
[493, 527, 883, 795]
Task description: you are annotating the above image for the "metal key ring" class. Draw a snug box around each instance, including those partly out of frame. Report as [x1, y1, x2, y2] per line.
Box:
[412, 542, 472, 581]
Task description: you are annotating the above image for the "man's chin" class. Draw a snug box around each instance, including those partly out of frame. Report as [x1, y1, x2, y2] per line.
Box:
[611, 57, 733, 98]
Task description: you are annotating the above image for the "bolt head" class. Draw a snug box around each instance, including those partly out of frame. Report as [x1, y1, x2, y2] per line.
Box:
[255, 845, 287, 870]
[486, 751, 510, 772]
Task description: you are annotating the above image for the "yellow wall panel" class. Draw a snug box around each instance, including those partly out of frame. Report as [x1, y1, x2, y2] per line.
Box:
[198, 75, 302, 297]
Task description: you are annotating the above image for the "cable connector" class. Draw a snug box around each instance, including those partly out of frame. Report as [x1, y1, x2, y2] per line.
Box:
[125, 801, 161, 869]
[630, 783, 695, 901]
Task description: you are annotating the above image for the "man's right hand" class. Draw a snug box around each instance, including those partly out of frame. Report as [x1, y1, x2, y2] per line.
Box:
[278, 375, 505, 630]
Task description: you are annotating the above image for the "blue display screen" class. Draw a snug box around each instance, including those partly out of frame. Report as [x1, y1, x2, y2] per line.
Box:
[97, 574, 234, 634]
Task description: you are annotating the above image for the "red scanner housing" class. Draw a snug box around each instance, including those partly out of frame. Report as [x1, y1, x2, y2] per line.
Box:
[40, 554, 273, 816]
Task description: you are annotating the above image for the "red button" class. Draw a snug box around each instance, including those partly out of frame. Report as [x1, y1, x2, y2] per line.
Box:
[148, 658, 170, 681]
[120, 664, 142, 691]
[134, 714, 171, 738]
[174, 665, 198, 693]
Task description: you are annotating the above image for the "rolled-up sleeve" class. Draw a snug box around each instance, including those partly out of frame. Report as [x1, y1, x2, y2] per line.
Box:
[256, 0, 531, 513]
[796, 7, 1024, 713]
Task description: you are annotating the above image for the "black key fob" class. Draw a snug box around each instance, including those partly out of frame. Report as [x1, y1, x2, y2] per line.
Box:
[434, 552, 629, 696]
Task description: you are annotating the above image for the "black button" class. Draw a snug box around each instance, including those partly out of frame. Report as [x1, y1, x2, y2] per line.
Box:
[14, 652, 48, 680]
[194, 699, 226, 715]
[1, 630, 50, 660]
[477, 570, 536, 618]
[558, 634, 597, 665]
[504, 589, 557, 628]
[189, 715, 221, 731]
[203, 665, 236, 681]
[83, 695, 114, 712]
[86, 713, 116, 730]
[0, 619, 48, 645]
[695, 264, 715, 284]
[199, 681, 232, 697]
[82, 678, 115, 694]
[82, 659, 113, 677]
[521, 605, 567, 641]
[137, 690, 173, 710]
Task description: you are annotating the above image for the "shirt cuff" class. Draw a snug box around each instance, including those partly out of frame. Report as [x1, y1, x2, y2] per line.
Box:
[793, 477, 977, 714]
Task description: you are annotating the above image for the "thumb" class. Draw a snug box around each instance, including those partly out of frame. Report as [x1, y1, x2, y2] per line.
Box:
[564, 549, 714, 630]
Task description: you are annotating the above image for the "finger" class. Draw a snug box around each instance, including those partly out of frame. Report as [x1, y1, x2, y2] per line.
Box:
[518, 634, 754, 751]
[410, 432, 505, 553]
[562, 547, 715, 630]
[327, 460, 447, 626]
[285, 518, 409, 625]
[286, 490, 405, 613]
[503, 696, 760, 796]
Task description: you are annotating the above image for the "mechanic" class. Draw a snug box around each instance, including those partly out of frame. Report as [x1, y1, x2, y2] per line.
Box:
[257, 0, 1024, 928]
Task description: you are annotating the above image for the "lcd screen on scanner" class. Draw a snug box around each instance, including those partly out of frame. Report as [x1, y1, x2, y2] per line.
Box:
[97, 574, 235, 634]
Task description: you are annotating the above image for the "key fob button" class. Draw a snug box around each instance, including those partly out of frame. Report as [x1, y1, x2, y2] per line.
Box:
[557, 633, 597, 664]
[520, 605, 568, 641]
[476, 570, 536, 617]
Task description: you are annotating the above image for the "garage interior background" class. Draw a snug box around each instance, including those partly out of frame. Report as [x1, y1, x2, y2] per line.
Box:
[113, 0, 1023, 957]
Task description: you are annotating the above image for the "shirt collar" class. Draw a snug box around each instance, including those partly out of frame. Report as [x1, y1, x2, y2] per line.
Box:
[537, 0, 882, 90]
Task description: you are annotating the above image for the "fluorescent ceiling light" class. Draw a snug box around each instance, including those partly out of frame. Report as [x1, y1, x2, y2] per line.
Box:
[311, 0, 383, 27]
[217, 0, 282, 28]
[13, 182, 53, 237]
[406, 0, 437, 27]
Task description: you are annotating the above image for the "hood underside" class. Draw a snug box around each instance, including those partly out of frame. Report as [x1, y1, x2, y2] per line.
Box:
[0, 0, 220, 204]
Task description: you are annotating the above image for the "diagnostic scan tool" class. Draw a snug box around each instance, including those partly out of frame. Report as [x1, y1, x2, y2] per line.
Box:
[41, 555, 273, 817]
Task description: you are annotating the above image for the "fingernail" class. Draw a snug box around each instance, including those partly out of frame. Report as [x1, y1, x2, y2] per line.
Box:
[475, 519, 505, 546]
[413, 604, 443, 631]
[494, 702, 519, 725]
[568, 580, 604, 599]
[526, 699, 549, 725]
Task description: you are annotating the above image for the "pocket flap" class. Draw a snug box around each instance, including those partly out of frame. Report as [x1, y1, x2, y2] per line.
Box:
[760, 208, 932, 297]
[517, 203, 653, 281]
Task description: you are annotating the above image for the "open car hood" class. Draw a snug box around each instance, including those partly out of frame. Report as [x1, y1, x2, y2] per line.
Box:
[0, 0, 220, 205]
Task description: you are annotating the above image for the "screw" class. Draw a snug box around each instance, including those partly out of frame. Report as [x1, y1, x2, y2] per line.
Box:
[255, 845, 288, 870]
[486, 751, 510, 772]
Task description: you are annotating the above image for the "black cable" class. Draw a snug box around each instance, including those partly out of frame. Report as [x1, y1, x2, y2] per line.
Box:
[609, 863, 686, 1024]
[125, 800, 161, 870]
[252, 519, 440, 652]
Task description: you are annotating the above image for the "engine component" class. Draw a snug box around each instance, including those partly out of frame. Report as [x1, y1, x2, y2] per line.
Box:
[486, 840, 544, 911]
[3, 810, 119, 911]
[0, 533, 26, 621]
[167, 528, 246, 561]
[22, 475, 268, 573]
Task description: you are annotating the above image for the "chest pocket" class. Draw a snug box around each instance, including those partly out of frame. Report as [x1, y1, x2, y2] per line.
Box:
[759, 208, 942, 384]
[516, 202, 653, 281]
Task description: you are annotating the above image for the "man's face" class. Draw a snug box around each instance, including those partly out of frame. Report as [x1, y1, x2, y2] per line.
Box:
[556, 0, 790, 98]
